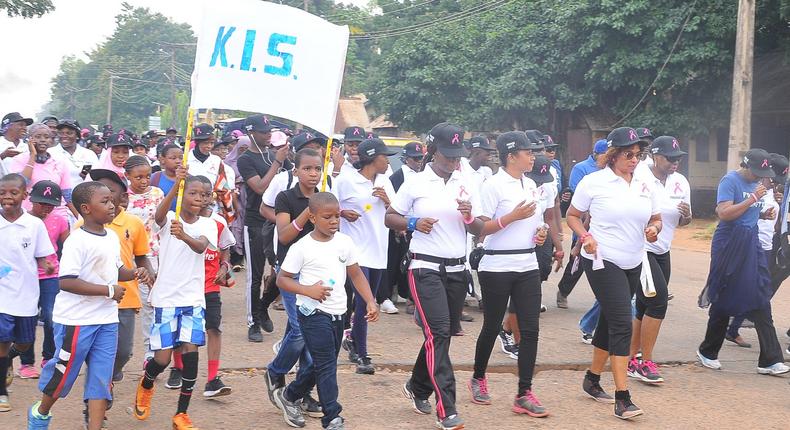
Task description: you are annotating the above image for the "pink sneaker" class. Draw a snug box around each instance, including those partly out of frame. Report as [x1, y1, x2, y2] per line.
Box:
[18, 364, 40, 379]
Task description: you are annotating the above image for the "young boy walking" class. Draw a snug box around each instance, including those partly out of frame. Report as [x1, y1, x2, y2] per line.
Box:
[133, 167, 218, 430]
[274, 192, 379, 430]
[27, 180, 150, 430]
[0, 174, 56, 412]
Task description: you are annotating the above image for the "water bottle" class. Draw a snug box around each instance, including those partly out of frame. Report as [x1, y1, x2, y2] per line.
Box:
[0, 266, 11, 279]
[298, 279, 336, 316]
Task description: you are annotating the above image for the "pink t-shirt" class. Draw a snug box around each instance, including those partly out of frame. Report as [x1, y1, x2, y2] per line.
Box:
[38, 212, 69, 279]
[8, 154, 73, 219]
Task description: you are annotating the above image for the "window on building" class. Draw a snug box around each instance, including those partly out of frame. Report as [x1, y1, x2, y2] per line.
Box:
[696, 133, 709, 162]
[716, 128, 728, 162]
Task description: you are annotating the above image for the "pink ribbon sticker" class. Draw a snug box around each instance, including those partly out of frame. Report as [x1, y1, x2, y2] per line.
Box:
[451, 133, 460, 144]
[43, 187, 52, 196]
[540, 165, 547, 173]
[458, 185, 469, 198]
[629, 129, 638, 141]
[674, 182, 682, 194]
[353, 128, 360, 136]
[641, 183, 649, 194]
[784, 167, 789, 175]
[762, 159, 769, 168]
[672, 139, 679, 149]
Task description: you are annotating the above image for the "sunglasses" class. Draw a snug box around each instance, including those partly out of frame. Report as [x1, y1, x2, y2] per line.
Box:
[622, 150, 648, 161]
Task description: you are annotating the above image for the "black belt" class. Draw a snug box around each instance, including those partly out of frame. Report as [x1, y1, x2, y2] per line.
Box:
[482, 248, 535, 256]
[410, 253, 466, 266]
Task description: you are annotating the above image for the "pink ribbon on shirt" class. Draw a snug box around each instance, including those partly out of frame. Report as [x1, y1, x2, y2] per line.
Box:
[458, 186, 469, 198]
[641, 183, 649, 194]
[674, 182, 682, 194]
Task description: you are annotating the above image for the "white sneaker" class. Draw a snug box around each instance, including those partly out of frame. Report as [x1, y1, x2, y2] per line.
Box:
[272, 339, 282, 355]
[380, 299, 399, 314]
[757, 362, 790, 375]
[696, 350, 722, 370]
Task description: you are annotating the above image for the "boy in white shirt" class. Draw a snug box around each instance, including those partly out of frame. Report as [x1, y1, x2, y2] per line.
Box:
[28, 180, 149, 430]
[0, 174, 55, 412]
[133, 167, 218, 430]
[273, 192, 379, 430]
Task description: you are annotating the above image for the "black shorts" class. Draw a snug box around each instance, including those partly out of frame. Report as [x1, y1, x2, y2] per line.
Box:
[205, 292, 222, 332]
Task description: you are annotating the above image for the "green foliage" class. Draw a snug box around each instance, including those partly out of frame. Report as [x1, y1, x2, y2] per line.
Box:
[160, 91, 190, 130]
[0, 0, 53, 18]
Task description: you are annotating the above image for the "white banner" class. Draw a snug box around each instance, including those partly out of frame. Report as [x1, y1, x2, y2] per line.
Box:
[191, 0, 349, 136]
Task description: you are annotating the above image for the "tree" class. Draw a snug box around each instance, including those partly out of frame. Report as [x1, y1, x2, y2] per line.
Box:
[0, 0, 53, 18]
[160, 90, 190, 132]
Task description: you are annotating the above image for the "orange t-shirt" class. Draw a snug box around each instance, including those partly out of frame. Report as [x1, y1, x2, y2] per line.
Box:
[75, 208, 150, 309]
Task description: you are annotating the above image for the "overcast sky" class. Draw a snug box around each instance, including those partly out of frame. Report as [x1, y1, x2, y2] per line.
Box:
[0, 0, 367, 120]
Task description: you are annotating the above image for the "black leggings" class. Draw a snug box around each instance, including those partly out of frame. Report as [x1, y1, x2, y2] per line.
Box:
[634, 251, 670, 320]
[582, 258, 640, 357]
[474, 270, 542, 395]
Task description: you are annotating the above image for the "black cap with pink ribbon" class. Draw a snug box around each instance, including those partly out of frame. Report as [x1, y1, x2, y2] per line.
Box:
[428, 122, 467, 158]
[742, 148, 776, 178]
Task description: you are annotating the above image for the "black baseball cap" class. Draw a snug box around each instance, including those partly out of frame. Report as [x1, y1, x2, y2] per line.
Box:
[90, 168, 128, 191]
[244, 114, 274, 133]
[292, 131, 327, 151]
[543, 133, 559, 149]
[56, 119, 81, 134]
[193, 123, 214, 141]
[401, 142, 425, 158]
[525, 130, 547, 149]
[427, 122, 467, 158]
[132, 141, 148, 149]
[496, 131, 542, 155]
[769, 153, 789, 178]
[741, 148, 775, 178]
[365, 131, 378, 139]
[220, 133, 239, 145]
[41, 115, 58, 124]
[607, 127, 650, 148]
[106, 132, 133, 148]
[650, 136, 687, 158]
[468, 136, 494, 151]
[29, 180, 62, 206]
[84, 134, 105, 147]
[2, 112, 33, 127]
[343, 126, 366, 143]
[358, 138, 397, 162]
[526, 155, 555, 185]
[636, 127, 654, 140]
[166, 127, 178, 134]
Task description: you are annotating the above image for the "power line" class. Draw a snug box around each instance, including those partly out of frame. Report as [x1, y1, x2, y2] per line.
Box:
[325, 0, 434, 23]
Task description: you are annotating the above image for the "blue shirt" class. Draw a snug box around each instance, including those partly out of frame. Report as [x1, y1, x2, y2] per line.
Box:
[716, 170, 761, 228]
[568, 155, 599, 192]
[158, 174, 178, 211]
[551, 159, 563, 194]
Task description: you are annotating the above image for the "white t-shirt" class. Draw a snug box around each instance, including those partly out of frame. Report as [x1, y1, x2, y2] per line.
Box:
[536, 181, 558, 215]
[333, 170, 395, 269]
[55, 227, 123, 325]
[549, 165, 561, 194]
[0, 212, 55, 316]
[460, 157, 493, 196]
[636, 168, 692, 255]
[151, 212, 218, 308]
[48, 144, 99, 187]
[571, 167, 660, 269]
[478, 171, 541, 272]
[0, 137, 28, 170]
[758, 192, 780, 251]
[401, 164, 419, 182]
[391, 164, 482, 272]
[187, 151, 223, 185]
[281, 232, 357, 316]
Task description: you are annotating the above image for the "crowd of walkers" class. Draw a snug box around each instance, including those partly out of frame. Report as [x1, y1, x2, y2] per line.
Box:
[0, 110, 787, 430]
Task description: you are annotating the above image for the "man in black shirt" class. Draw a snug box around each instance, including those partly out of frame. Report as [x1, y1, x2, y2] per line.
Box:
[237, 113, 290, 342]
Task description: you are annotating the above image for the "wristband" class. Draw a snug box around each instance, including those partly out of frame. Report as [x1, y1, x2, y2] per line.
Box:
[292, 220, 303, 232]
[497, 218, 507, 230]
[107, 284, 115, 299]
[463, 215, 475, 225]
[26, 163, 35, 169]
[407, 217, 418, 232]
[751, 193, 759, 203]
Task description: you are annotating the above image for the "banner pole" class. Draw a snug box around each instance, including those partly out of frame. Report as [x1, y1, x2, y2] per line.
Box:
[175, 108, 196, 221]
[321, 137, 333, 192]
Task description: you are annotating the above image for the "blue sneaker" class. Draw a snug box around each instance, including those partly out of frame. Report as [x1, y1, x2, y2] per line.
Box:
[27, 401, 52, 429]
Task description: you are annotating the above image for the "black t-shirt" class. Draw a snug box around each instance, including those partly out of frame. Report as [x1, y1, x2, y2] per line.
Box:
[274, 186, 315, 265]
[237, 150, 292, 227]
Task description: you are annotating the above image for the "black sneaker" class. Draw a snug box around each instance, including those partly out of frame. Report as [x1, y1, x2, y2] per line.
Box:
[203, 377, 232, 398]
[402, 381, 431, 415]
[582, 375, 614, 404]
[274, 387, 305, 428]
[248, 324, 264, 342]
[497, 329, 518, 359]
[165, 367, 182, 389]
[261, 310, 274, 333]
[614, 394, 643, 420]
[436, 414, 464, 430]
[356, 356, 375, 375]
[342, 336, 359, 363]
[300, 393, 322, 418]
[265, 369, 285, 408]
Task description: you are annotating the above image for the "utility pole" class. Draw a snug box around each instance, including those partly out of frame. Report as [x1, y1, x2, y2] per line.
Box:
[727, 0, 755, 170]
[106, 75, 114, 125]
[169, 48, 178, 129]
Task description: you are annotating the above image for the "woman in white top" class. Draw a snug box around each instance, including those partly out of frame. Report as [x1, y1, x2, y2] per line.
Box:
[567, 127, 661, 420]
[628, 136, 691, 384]
[186, 123, 222, 185]
[334, 138, 396, 375]
[468, 131, 550, 417]
[385, 122, 483, 430]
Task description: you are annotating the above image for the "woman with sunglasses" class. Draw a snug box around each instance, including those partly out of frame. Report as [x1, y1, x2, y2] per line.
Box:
[386, 123, 483, 430]
[627, 136, 691, 385]
[566, 127, 661, 420]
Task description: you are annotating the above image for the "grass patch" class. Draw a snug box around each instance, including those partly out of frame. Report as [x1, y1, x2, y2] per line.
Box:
[693, 221, 718, 241]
